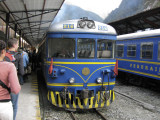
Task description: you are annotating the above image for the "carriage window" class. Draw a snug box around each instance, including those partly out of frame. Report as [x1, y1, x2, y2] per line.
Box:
[97, 39, 114, 58]
[116, 44, 124, 57]
[158, 43, 160, 60]
[127, 45, 136, 57]
[141, 42, 153, 59]
[77, 38, 95, 58]
[48, 38, 75, 58]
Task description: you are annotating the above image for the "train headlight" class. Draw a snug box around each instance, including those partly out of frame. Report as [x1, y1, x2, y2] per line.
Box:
[78, 20, 86, 28]
[69, 78, 75, 84]
[97, 77, 102, 84]
[87, 21, 95, 28]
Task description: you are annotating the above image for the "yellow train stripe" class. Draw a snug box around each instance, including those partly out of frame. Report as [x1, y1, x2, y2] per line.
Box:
[58, 93, 62, 107]
[55, 64, 85, 82]
[76, 97, 83, 109]
[119, 68, 160, 78]
[51, 91, 56, 105]
[84, 98, 88, 107]
[48, 64, 115, 83]
[118, 58, 160, 65]
[87, 82, 115, 86]
[47, 83, 83, 87]
[48, 90, 115, 109]
[69, 93, 76, 109]
[85, 65, 115, 83]
[47, 82, 115, 87]
[89, 97, 94, 108]
[112, 91, 115, 101]
[46, 61, 116, 65]
[65, 93, 70, 108]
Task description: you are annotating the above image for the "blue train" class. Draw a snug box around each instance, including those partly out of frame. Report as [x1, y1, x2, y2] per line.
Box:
[39, 18, 118, 109]
[116, 29, 160, 85]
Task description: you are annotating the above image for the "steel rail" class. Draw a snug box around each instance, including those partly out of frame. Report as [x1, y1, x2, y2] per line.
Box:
[114, 90, 160, 113]
[94, 108, 108, 120]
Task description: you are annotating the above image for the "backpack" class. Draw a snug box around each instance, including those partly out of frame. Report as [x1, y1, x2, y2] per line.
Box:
[4, 51, 19, 70]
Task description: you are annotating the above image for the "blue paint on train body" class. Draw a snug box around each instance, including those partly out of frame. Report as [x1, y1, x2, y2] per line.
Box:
[117, 31, 160, 80]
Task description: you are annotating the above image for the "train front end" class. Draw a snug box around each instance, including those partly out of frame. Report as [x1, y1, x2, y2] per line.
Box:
[45, 18, 117, 109]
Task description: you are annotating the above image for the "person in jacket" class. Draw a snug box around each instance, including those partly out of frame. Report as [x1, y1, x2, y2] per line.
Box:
[5, 38, 24, 120]
[21, 48, 29, 82]
[0, 40, 21, 120]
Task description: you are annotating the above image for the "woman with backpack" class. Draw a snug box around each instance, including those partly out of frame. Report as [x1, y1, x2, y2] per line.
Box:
[0, 40, 21, 120]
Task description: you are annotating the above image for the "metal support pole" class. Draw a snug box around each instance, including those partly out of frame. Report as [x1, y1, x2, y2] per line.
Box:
[22, 34, 24, 49]
[5, 13, 9, 44]
[19, 30, 21, 48]
[14, 24, 17, 38]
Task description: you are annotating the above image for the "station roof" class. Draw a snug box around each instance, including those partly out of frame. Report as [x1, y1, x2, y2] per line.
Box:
[108, 7, 160, 35]
[0, 0, 64, 46]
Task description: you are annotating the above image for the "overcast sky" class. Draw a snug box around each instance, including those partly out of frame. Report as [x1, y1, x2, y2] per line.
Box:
[53, 0, 122, 23]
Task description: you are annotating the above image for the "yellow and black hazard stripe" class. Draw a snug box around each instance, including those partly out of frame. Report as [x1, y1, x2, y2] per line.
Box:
[47, 90, 115, 109]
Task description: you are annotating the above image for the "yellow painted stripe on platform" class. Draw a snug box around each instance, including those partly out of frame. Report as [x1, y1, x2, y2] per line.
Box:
[35, 117, 41, 120]
[46, 61, 116, 65]
[118, 58, 160, 65]
[31, 78, 41, 120]
[32, 84, 38, 86]
[119, 68, 160, 78]
[32, 86, 38, 89]
[32, 82, 38, 84]
[32, 89, 38, 91]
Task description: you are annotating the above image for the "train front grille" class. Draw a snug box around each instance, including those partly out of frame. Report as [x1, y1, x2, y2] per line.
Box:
[47, 90, 115, 109]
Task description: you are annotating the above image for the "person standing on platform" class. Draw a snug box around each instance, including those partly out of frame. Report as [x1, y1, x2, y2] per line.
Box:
[21, 49, 29, 82]
[0, 40, 21, 120]
[32, 49, 37, 71]
[4, 38, 24, 120]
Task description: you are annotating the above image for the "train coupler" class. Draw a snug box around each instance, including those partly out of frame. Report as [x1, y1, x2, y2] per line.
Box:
[77, 89, 94, 99]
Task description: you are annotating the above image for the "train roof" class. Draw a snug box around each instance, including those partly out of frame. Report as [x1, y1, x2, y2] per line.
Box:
[48, 19, 117, 35]
[117, 29, 160, 40]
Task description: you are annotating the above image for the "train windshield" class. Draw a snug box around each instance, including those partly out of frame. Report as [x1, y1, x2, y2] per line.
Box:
[77, 38, 95, 58]
[48, 38, 75, 58]
[97, 39, 114, 58]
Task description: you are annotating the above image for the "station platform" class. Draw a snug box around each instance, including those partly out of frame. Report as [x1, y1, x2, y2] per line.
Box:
[16, 72, 41, 120]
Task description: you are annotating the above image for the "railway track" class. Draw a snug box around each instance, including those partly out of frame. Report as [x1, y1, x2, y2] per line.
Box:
[114, 90, 160, 113]
[68, 108, 108, 120]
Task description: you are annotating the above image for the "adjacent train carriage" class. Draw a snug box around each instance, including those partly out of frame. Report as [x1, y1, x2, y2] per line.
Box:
[117, 29, 160, 85]
[40, 18, 118, 109]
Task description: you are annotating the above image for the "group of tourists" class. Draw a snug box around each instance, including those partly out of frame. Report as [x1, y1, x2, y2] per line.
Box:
[0, 38, 32, 120]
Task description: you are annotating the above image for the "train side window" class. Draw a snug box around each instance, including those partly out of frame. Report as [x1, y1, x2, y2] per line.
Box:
[127, 45, 136, 57]
[141, 42, 153, 59]
[116, 44, 124, 57]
